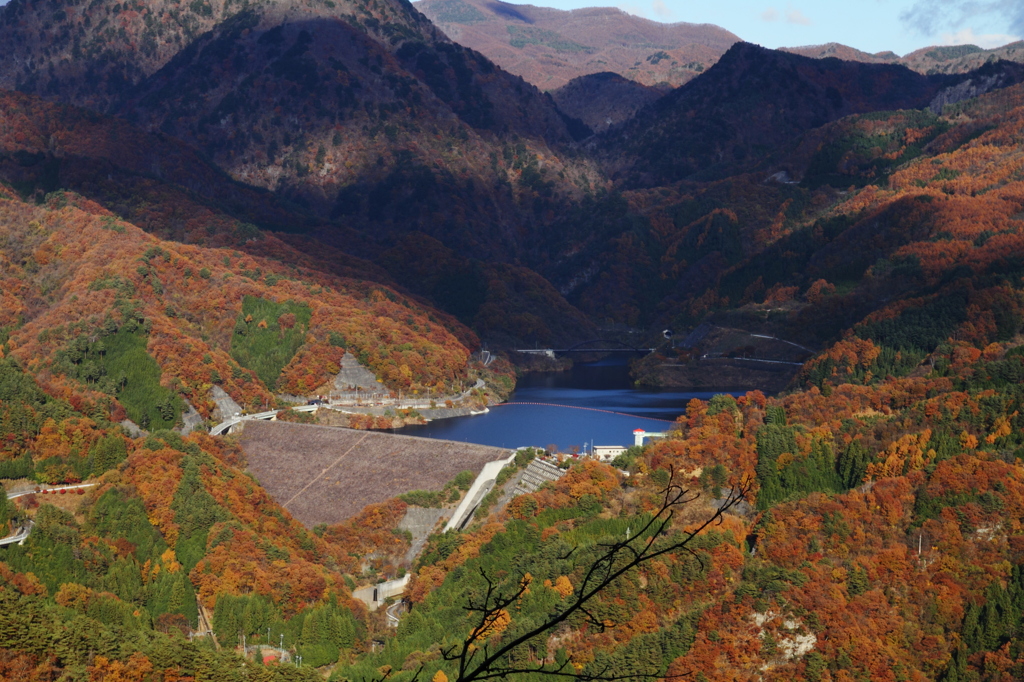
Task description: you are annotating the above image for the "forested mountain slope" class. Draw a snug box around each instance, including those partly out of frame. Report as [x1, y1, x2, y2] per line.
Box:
[498, 49, 1024, 338]
[0, 0, 439, 109]
[5, 1, 1024, 680]
[114, 7, 585, 225]
[551, 72, 668, 133]
[598, 42, 1024, 187]
[0, 359, 415, 679]
[0, 181, 477, 425]
[7, 0, 1024, 352]
[320, 84, 1024, 682]
[0, 0, 612, 348]
[0, 0, 599, 254]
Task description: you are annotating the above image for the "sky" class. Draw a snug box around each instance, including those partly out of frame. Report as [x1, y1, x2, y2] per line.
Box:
[0, 0, 1019, 56]
[512, 0, 1024, 56]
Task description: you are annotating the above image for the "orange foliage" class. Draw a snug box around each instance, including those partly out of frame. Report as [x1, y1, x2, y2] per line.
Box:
[88, 653, 153, 682]
[0, 188, 473, 421]
[0, 563, 48, 597]
[552, 575, 573, 598]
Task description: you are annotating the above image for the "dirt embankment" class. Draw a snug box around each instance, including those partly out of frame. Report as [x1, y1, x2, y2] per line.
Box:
[637, 357, 798, 393]
[633, 324, 812, 393]
[237, 421, 510, 527]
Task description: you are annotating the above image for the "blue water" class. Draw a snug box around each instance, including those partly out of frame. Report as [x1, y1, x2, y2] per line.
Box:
[399, 359, 732, 451]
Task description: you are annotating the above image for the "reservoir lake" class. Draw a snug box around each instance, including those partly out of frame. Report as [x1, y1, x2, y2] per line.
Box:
[399, 358, 735, 452]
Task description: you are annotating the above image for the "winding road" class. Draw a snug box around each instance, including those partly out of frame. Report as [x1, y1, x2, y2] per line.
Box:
[0, 522, 31, 547]
[0, 483, 97, 547]
[209, 379, 488, 436]
[386, 600, 405, 628]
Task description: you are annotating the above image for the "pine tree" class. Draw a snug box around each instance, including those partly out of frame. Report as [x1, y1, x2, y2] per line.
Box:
[756, 423, 798, 508]
[0, 488, 9, 532]
[171, 456, 227, 572]
[941, 644, 968, 682]
[961, 601, 982, 653]
[847, 564, 868, 596]
[838, 440, 869, 489]
[168, 574, 186, 615]
[90, 434, 127, 475]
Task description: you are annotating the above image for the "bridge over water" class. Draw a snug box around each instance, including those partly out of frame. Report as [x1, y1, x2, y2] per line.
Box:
[515, 339, 656, 358]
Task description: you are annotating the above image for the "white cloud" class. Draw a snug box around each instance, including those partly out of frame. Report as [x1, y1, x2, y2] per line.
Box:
[652, 0, 671, 19]
[902, 1, 1024, 39]
[761, 7, 779, 22]
[940, 26, 1021, 49]
[785, 7, 811, 26]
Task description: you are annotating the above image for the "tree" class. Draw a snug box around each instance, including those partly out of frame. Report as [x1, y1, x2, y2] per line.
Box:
[90, 435, 127, 475]
[0, 488, 9, 532]
[838, 441, 869, 490]
[395, 472, 752, 682]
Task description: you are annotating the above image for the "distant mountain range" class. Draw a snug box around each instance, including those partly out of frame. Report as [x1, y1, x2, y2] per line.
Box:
[785, 40, 1024, 75]
[414, 0, 1024, 95]
[411, 0, 1024, 148]
[414, 0, 739, 90]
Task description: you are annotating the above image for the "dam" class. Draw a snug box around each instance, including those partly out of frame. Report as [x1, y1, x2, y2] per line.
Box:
[236, 420, 511, 528]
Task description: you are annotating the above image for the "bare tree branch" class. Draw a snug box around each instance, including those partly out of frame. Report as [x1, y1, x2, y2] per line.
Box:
[434, 468, 753, 682]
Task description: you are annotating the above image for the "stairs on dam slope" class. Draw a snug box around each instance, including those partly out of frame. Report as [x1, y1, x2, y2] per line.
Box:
[512, 458, 566, 497]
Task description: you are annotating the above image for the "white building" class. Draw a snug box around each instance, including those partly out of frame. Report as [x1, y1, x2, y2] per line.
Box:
[592, 445, 626, 462]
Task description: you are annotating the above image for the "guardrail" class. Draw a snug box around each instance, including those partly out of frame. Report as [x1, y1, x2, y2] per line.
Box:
[1, 482, 97, 548]
[0, 522, 31, 547]
[209, 379, 487, 436]
[8, 482, 96, 499]
[209, 406, 319, 436]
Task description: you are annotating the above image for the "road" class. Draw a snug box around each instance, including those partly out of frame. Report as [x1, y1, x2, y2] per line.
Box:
[209, 379, 488, 436]
[209, 405, 319, 436]
[748, 333, 816, 354]
[386, 600, 405, 628]
[0, 521, 32, 547]
[0, 483, 96, 547]
[7, 482, 96, 499]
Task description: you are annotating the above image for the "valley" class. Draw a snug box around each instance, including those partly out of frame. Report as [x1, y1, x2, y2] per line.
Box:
[3, 0, 1024, 679]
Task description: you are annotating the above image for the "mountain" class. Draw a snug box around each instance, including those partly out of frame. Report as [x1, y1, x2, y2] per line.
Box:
[784, 40, 1024, 76]
[414, 0, 738, 90]
[901, 40, 1024, 74]
[0, 182, 476, 422]
[0, 0, 439, 110]
[9, 0, 1024, 677]
[512, 47, 1024, 354]
[115, 9, 581, 231]
[599, 42, 1024, 187]
[551, 71, 668, 133]
[782, 41, 898, 64]
[336, 79, 1024, 681]
[0, 0, 597, 246]
[0, 0, 608, 347]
